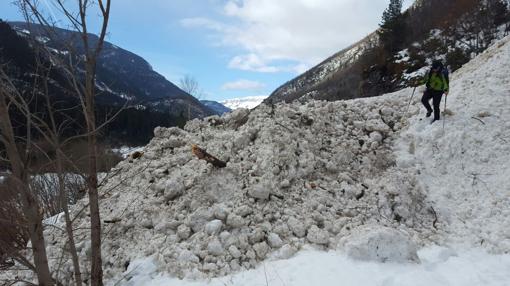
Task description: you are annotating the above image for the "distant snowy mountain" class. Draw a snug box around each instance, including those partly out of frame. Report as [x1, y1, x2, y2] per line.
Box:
[200, 100, 232, 115]
[221, 95, 268, 110]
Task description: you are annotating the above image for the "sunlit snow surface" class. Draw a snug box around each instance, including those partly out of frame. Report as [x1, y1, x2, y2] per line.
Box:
[221, 96, 268, 110]
[116, 246, 510, 286]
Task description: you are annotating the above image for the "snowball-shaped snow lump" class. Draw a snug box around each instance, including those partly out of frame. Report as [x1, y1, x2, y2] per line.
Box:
[339, 225, 420, 263]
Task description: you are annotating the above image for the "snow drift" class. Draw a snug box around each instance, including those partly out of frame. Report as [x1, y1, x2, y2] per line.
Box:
[2, 35, 510, 286]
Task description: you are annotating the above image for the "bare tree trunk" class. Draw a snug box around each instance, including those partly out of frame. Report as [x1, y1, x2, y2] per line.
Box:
[57, 151, 83, 286]
[85, 66, 103, 286]
[0, 90, 53, 285]
[79, 1, 111, 284]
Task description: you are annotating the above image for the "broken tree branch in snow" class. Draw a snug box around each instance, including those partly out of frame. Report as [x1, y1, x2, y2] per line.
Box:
[430, 207, 438, 230]
[191, 144, 227, 168]
[471, 117, 486, 125]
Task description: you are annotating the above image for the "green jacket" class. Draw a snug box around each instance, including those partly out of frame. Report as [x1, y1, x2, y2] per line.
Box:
[424, 72, 449, 92]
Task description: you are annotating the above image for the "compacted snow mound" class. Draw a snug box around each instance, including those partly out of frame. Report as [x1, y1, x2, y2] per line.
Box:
[12, 89, 438, 284]
[340, 225, 420, 263]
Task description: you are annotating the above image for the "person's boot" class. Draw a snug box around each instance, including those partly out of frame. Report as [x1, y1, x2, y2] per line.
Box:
[430, 118, 440, 124]
[426, 111, 432, 117]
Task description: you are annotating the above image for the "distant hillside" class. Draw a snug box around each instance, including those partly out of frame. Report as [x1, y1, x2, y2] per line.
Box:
[267, 0, 510, 104]
[9, 21, 214, 117]
[0, 21, 214, 145]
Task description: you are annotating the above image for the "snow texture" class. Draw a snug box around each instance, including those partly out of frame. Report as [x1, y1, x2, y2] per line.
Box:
[2, 35, 510, 286]
[396, 35, 510, 253]
[114, 246, 510, 286]
[339, 225, 420, 263]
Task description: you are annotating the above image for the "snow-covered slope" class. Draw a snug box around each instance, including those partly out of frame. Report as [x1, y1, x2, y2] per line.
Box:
[268, 33, 377, 103]
[396, 35, 510, 253]
[221, 96, 268, 110]
[2, 36, 510, 286]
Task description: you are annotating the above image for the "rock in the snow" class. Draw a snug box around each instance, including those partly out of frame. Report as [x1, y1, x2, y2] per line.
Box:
[306, 225, 330, 245]
[339, 225, 420, 263]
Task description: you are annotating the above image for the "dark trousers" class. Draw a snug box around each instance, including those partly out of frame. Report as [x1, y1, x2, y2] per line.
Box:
[421, 90, 443, 120]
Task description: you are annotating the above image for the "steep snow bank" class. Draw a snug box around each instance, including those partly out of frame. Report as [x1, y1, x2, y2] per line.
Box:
[396, 35, 510, 253]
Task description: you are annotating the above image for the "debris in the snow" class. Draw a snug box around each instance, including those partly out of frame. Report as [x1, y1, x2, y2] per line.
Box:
[130, 151, 144, 160]
[191, 144, 227, 168]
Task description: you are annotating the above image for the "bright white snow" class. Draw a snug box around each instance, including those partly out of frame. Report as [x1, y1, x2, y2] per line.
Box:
[221, 95, 268, 110]
[396, 35, 510, 253]
[115, 246, 510, 286]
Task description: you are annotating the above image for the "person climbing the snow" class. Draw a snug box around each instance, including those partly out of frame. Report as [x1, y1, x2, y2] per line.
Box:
[421, 60, 449, 123]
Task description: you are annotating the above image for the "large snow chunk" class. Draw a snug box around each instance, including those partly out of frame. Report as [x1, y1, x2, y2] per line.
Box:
[205, 220, 223, 235]
[306, 225, 330, 245]
[340, 226, 420, 263]
[248, 182, 270, 200]
[164, 178, 185, 201]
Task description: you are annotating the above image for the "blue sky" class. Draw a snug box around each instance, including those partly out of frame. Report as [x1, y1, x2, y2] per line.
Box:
[0, 0, 413, 102]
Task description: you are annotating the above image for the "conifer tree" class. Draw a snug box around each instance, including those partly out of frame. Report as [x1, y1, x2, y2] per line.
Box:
[378, 0, 407, 54]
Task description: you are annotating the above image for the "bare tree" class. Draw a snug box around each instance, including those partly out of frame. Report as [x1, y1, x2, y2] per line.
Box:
[179, 75, 205, 120]
[0, 1, 113, 285]
[0, 69, 54, 285]
[179, 74, 202, 99]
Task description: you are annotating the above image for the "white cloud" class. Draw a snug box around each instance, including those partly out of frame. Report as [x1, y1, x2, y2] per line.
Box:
[221, 79, 266, 91]
[182, 0, 415, 74]
[180, 17, 227, 32]
[228, 54, 310, 74]
[227, 54, 280, 73]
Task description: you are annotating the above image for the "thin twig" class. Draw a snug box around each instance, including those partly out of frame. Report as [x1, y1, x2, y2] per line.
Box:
[471, 117, 486, 125]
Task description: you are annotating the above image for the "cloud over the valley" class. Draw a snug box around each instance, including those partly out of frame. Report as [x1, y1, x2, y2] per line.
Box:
[221, 79, 266, 91]
[181, 0, 414, 74]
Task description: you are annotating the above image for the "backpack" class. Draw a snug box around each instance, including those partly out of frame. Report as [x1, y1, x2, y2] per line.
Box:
[427, 60, 450, 87]
[429, 60, 449, 86]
